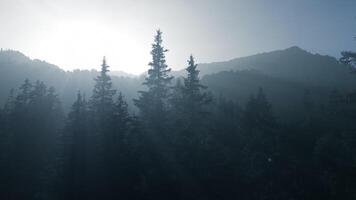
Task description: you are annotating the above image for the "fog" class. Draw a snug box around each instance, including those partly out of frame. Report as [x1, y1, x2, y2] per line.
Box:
[0, 0, 355, 74]
[1, 1, 356, 199]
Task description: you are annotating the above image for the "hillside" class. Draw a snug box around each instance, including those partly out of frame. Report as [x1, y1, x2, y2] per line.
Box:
[196, 46, 356, 89]
[0, 50, 142, 111]
[0, 47, 355, 115]
[201, 70, 332, 120]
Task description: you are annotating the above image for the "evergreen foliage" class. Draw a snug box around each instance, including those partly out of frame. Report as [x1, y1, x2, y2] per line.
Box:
[0, 31, 355, 200]
[134, 30, 173, 132]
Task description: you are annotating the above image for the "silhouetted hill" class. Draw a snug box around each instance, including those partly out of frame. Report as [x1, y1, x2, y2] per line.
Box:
[109, 70, 136, 78]
[0, 50, 142, 111]
[0, 47, 355, 116]
[201, 70, 332, 120]
[0, 50, 66, 103]
[196, 46, 356, 89]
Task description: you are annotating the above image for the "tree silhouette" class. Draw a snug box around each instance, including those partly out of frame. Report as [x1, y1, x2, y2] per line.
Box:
[90, 57, 116, 118]
[182, 55, 211, 120]
[2, 80, 63, 199]
[63, 91, 89, 200]
[134, 30, 173, 133]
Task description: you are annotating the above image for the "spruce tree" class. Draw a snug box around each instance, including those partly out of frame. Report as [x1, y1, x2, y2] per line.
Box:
[89, 57, 116, 166]
[171, 56, 211, 128]
[182, 55, 211, 119]
[89, 57, 117, 198]
[111, 91, 131, 161]
[134, 30, 173, 131]
[170, 56, 213, 187]
[90, 57, 116, 118]
[110, 92, 133, 198]
[16, 79, 32, 105]
[240, 88, 278, 181]
[133, 31, 176, 195]
[170, 79, 185, 124]
[64, 91, 89, 200]
[113, 92, 130, 138]
[5, 80, 63, 199]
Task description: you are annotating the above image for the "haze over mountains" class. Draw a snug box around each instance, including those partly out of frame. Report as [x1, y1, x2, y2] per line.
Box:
[0, 46, 354, 116]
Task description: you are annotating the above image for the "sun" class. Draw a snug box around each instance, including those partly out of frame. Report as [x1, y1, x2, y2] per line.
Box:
[30, 19, 149, 74]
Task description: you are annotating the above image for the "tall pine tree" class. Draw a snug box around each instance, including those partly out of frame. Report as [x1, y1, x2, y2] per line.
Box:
[4, 80, 63, 199]
[90, 57, 116, 118]
[89, 57, 117, 198]
[63, 91, 89, 200]
[170, 55, 211, 140]
[182, 55, 211, 120]
[133, 30, 177, 197]
[134, 30, 173, 131]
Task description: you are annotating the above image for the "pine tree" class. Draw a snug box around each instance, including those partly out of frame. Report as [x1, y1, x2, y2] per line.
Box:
[16, 79, 32, 105]
[90, 57, 116, 117]
[88, 57, 117, 197]
[170, 56, 211, 129]
[134, 30, 173, 130]
[240, 88, 278, 181]
[170, 79, 185, 124]
[31, 81, 47, 101]
[63, 91, 89, 200]
[133, 31, 178, 196]
[111, 91, 131, 164]
[182, 55, 211, 119]
[113, 92, 131, 138]
[110, 92, 134, 198]
[89, 56, 116, 164]
[169, 56, 213, 187]
[4, 80, 63, 199]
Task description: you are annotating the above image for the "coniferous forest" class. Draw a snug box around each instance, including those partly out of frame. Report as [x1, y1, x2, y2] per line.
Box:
[0, 28, 356, 200]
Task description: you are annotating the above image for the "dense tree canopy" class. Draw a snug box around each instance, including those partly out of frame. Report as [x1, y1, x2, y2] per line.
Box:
[0, 30, 355, 200]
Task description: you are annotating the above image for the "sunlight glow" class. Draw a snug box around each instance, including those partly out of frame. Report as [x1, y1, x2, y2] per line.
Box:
[30, 19, 149, 74]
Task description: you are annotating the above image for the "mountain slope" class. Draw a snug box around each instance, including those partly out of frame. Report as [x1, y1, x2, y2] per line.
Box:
[201, 70, 331, 119]
[0, 47, 355, 116]
[0, 50, 142, 110]
[196, 46, 356, 89]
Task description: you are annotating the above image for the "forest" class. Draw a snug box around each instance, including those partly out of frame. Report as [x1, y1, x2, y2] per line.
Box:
[0, 30, 356, 200]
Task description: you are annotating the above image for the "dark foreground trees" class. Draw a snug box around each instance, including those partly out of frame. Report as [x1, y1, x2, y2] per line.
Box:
[0, 30, 356, 200]
[0, 79, 64, 199]
[62, 58, 134, 200]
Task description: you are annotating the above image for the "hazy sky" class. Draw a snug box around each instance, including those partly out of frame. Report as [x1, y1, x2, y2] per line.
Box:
[0, 0, 355, 74]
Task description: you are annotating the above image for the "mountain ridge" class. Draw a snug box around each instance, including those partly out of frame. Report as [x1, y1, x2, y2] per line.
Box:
[1, 47, 355, 114]
[193, 46, 355, 90]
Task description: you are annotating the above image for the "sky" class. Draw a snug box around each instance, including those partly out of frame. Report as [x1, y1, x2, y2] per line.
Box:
[0, 0, 355, 74]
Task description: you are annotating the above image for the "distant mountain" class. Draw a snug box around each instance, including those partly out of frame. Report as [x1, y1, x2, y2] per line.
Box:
[0, 50, 142, 111]
[178, 46, 356, 118]
[201, 70, 332, 120]
[109, 70, 136, 78]
[0, 47, 355, 116]
[190, 46, 356, 90]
